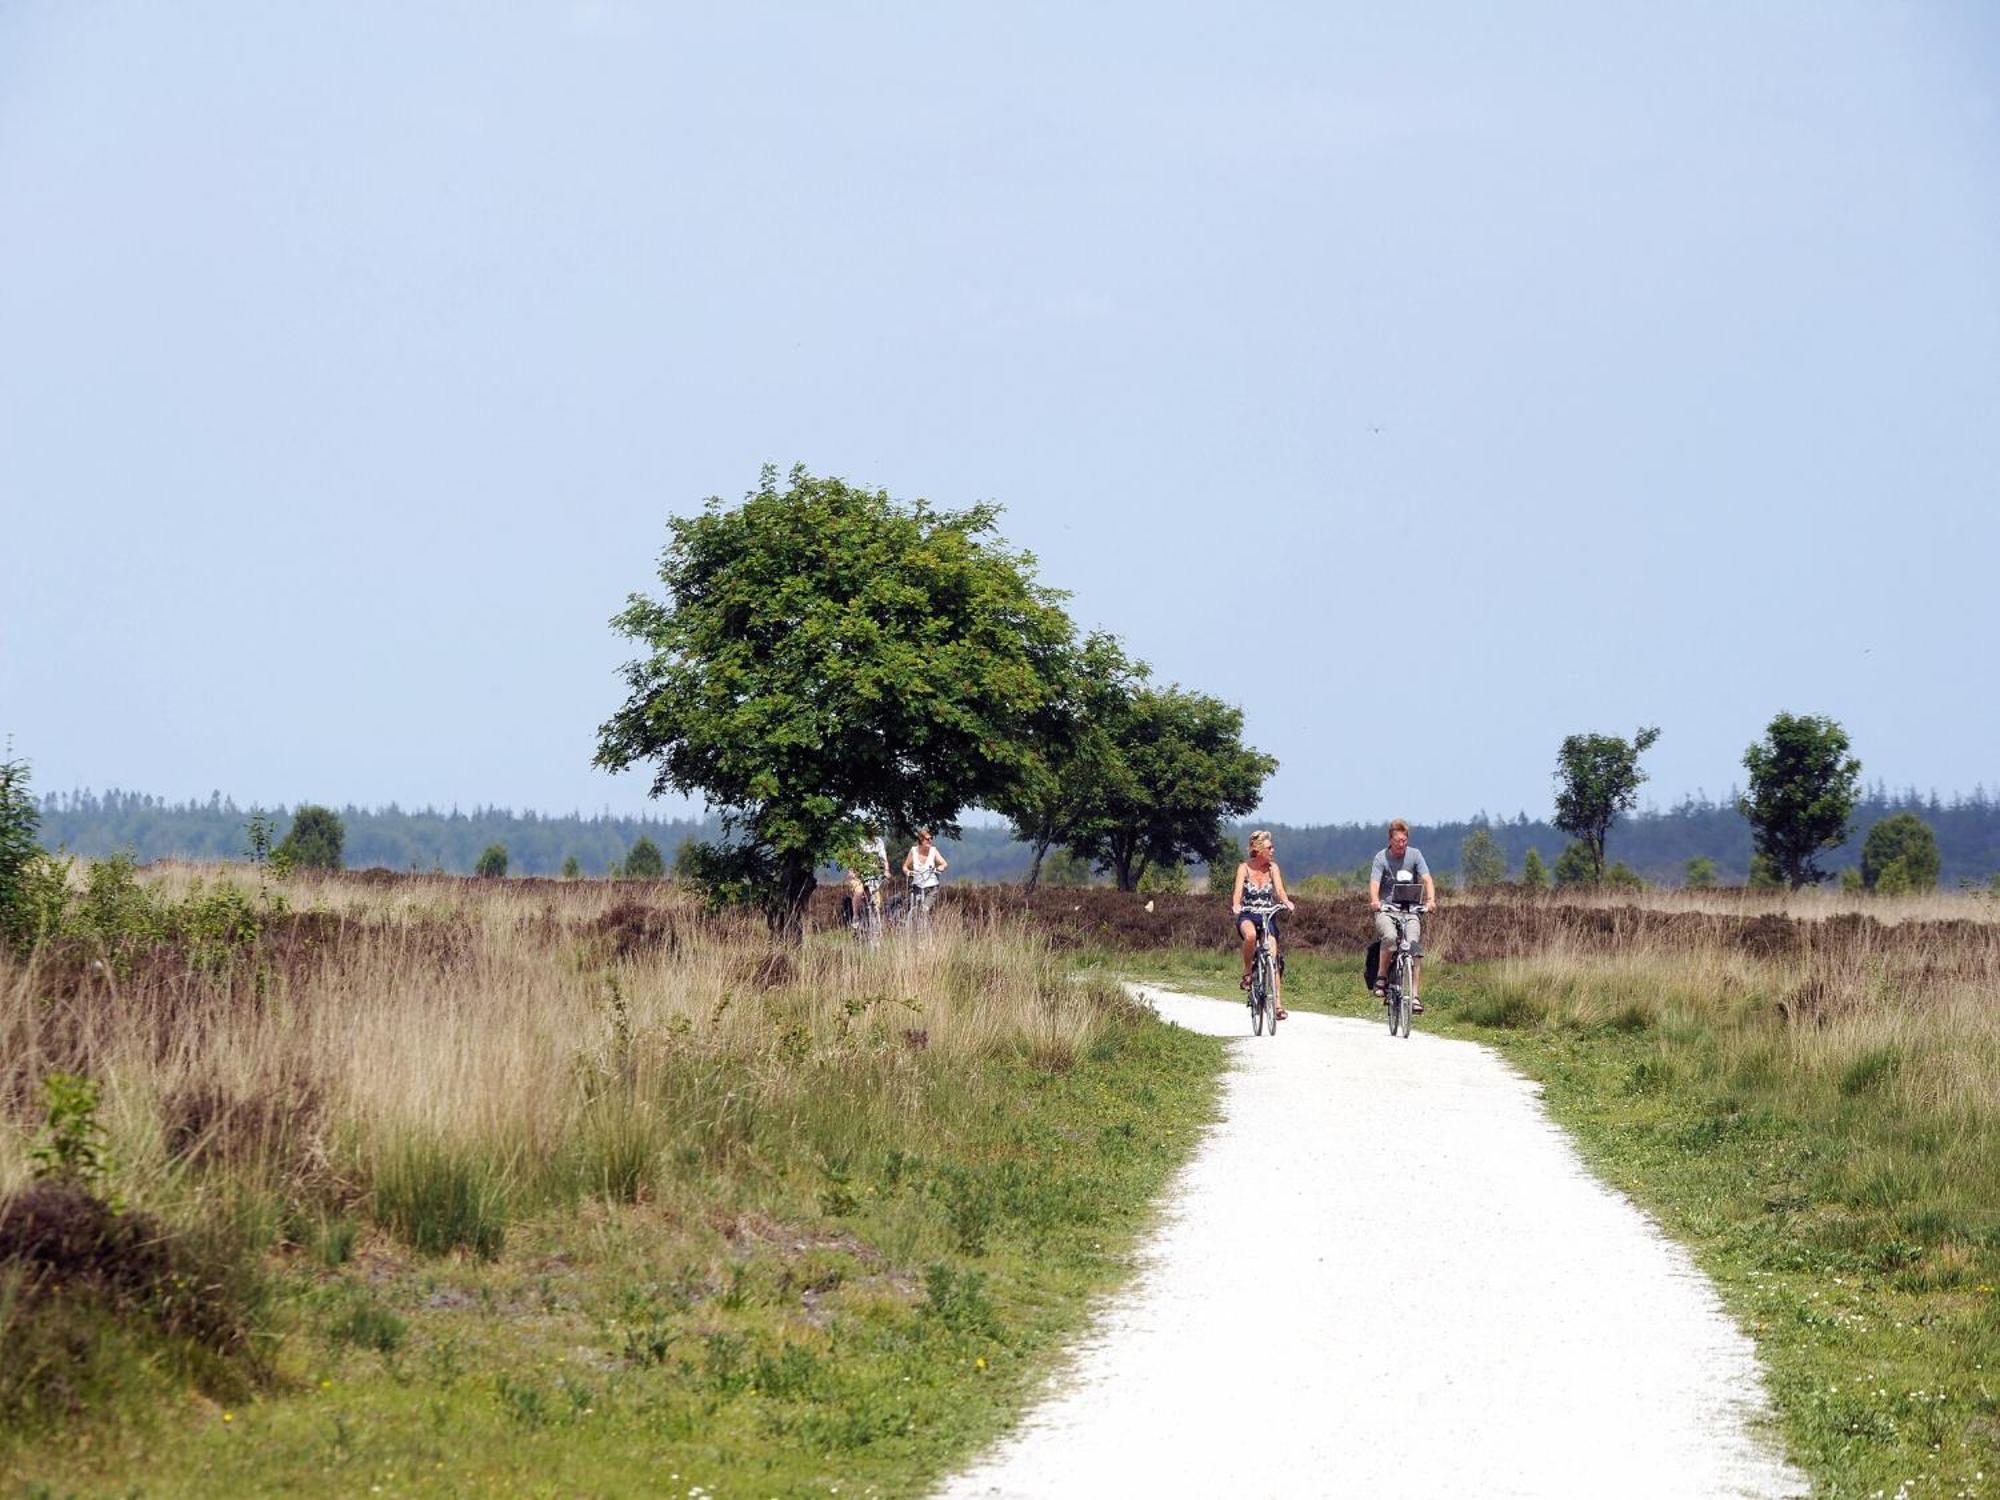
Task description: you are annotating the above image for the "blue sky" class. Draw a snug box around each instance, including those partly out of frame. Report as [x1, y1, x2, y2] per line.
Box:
[3, 2, 1995, 824]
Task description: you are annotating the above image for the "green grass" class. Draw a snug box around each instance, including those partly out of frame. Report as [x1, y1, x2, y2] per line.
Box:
[1121, 945, 2000, 1497]
[1, 1009, 1224, 1499]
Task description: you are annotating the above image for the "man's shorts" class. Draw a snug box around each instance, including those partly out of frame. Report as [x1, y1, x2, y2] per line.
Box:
[1374, 908, 1422, 950]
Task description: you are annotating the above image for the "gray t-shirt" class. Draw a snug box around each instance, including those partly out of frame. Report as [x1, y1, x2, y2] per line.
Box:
[1371, 846, 1430, 904]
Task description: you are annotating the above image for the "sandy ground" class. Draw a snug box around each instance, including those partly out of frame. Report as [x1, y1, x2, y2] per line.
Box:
[935, 985, 1808, 1500]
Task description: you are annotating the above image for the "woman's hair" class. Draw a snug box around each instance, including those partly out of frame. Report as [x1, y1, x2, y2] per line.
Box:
[916, 828, 932, 840]
[1388, 818, 1410, 837]
[1249, 830, 1274, 853]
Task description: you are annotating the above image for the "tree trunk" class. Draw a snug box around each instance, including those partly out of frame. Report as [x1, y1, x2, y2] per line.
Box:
[1024, 839, 1051, 891]
[766, 860, 817, 944]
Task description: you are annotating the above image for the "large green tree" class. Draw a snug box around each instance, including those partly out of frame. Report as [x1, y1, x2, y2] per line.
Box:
[1065, 685, 1276, 893]
[991, 631, 1144, 890]
[1739, 712, 1861, 889]
[1552, 726, 1660, 882]
[597, 465, 1074, 933]
[1860, 813, 1940, 893]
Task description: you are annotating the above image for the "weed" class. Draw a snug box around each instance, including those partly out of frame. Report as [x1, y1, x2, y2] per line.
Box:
[372, 1140, 508, 1259]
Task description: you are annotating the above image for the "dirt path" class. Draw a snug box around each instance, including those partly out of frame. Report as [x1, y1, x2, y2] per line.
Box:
[936, 985, 1807, 1499]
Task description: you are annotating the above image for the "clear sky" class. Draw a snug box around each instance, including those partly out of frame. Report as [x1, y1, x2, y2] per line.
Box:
[4, 2, 1995, 825]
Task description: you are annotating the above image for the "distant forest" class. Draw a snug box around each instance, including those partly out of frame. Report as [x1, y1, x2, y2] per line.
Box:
[35, 785, 2000, 886]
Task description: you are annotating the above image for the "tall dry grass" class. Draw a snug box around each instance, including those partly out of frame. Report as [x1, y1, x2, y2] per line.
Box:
[0, 868, 1122, 1251]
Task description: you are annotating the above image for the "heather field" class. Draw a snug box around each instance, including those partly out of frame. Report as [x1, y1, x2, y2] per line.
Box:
[0, 867, 1221, 1497]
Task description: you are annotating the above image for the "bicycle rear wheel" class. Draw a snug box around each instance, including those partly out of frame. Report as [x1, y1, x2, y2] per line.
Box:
[1396, 957, 1414, 1037]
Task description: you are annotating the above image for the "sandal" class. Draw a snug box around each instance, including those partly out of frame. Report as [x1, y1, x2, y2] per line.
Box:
[1275, 1007, 1288, 1020]
[1412, 998, 1424, 1013]
[1240, 974, 1252, 991]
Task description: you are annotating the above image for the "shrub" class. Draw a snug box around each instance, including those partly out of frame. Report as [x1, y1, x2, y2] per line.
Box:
[1552, 841, 1595, 887]
[1860, 813, 1940, 892]
[1684, 856, 1718, 889]
[1042, 848, 1093, 888]
[623, 836, 665, 879]
[1520, 847, 1549, 890]
[1137, 860, 1188, 895]
[1604, 861, 1645, 891]
[560, 855, 580, 880]
[475, 844, 509, 879]
[28, 1074, 114, 1196]
[0, 749, 42, 950]
[275, 805, 345, 872]
[373, 1140, 508, 1259]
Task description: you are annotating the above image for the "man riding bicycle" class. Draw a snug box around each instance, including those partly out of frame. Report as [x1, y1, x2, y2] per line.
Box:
[1369, 819, 1436, 1011]
[1230, 830, 1296, 1020]
[844, 826, 891, 929]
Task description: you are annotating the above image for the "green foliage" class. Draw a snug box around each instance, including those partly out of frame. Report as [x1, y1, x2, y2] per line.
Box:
[622, 836, 664, 879]
[0, 747, 43, 950]
[1520, 847, 1549, 890]
[28, 1073, 114, 1195]
[560, 854, 580, 880]
[1603, 861, 1645, 891]
[1747, 852, 1783, 891]
[1136, 860, 1188, 895]
[1840, 867, 1864, 893]
[474, 843, 509, 879]
[1739, 713, 1861, 888]
[274, 804, 345, 872]
[1683, 855, 1719, 889]
[1041, 847, 1093, 887]
[1063, 684, 1277, 892]
[1551, 841, 1596, 887]
[1860, 813, 1940, 893]
[597, 463, 1076, 931]
[1204, 834, 1243, 895]
[1552, 725, 1660, 881]
[1459, 827, 1507, 887]
[372, 1140, 508, 1259]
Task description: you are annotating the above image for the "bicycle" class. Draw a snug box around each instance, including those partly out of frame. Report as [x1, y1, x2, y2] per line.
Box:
[1380, 899, 1427, 1039]
[905, 875, 942, 935]
[1241, 900, 1284, 1036]
[847, 876, 886, 944]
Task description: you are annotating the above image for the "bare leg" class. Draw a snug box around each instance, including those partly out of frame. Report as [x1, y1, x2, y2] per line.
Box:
[1269, 934, 1285, 1015]
[1239, 920, 1257, 984]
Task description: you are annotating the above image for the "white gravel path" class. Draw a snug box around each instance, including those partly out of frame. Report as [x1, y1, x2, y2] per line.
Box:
[936, 985, 1808, 1500]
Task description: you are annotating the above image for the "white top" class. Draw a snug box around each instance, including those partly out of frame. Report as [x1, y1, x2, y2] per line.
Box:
[908, 843, 946, 887]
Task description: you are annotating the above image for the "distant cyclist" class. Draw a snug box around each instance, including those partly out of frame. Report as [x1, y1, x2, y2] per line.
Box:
[1369, 819, 1436, 1011]
[903, 829, 949, 913]
[1230, 830, 1296, 1019]
[844, 825, 891, 928]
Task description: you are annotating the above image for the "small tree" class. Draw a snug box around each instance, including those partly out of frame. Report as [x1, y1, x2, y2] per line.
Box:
[475, 844, 509, 879]
[1747, 852, 1783, 891]
[1604, 861, 1645, 891]
[560, 854, 581, 880]
[1553, 726, 1661, 882]
[276, 804, 345, 872]
[1683, 855, 1718, 889]
[1137, 860, 1189, 896]
[1042, 848, 1093, 887]
[1860, 813, 1940, 893]
[624, 836, 665, 879]
[1459, 827, 1507, 888]
[0, 748, 52, 952]
[1205, 834, 1244, 896]
[1521, 847, 1549, 891]
[1739, 713, 1862, 889]
[1552, 841, 1595, 887]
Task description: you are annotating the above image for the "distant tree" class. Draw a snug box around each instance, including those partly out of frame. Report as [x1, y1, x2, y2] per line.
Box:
[1, 749, 44, 950]
[1683, 855, 1718, 889]
[1521, 847, 1549, 891]
[1739, 713, 1862, 889]
[1041, 848, 1093, 887]
[1459, 827, 1507, 888]
[1747, 852, 1783, 891]
[1552, 841, 1596, 887]
[672, 838, 704, 882]
[623, 836, 665, 879]
[560, 854, 581, 880]
[1860, 813, 1940, 893]
[595, 464, 1073, 936]
[1205, 834, 1244, 896]
[276, 804, 345, 872]
[1840, 867, 1864, 893]
[475, 843, 509, 879]
[1065, 685, 1277, 892]
[1553, 727, 1661, 882]
[1604, 861, 1645, 891]
[1138, 860, 1189, 896]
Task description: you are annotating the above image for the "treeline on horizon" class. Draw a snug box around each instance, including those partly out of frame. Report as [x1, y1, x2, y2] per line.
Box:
[35, 784, 2000, 886]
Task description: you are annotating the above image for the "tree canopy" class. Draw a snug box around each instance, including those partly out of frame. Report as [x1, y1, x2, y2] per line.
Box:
[1739, 712, 1861, 888]
[1459, 827, 1507, 887]
[596, 465, 1074, 931]
[1064, 684, 1276, 892]
[1553, 727, 1661, 882]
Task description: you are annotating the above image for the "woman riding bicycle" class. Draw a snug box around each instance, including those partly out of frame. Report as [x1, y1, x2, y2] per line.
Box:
[1230, 830, 1295, 1019]
[903, 829, 949, 913]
